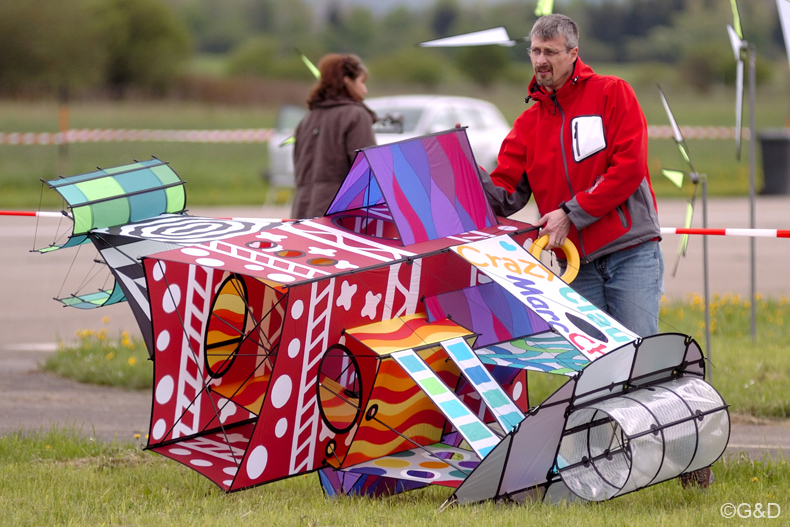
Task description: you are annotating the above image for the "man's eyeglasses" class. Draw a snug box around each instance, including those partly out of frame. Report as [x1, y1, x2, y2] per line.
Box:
[527, 47, 570, 58]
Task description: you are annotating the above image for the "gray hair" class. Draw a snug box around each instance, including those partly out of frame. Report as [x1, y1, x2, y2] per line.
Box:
[530, 14, 579, 50]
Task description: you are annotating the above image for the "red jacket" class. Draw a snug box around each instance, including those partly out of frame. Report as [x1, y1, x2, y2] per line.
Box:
[488, 57, 661, 264]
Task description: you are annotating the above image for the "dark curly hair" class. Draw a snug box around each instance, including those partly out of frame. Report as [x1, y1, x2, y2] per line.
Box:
[307, 53, 368, 109]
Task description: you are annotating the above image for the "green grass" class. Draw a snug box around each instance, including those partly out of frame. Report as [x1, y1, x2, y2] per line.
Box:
[0, 99, 278, 131]
[43, 326, 152, 390]
[0, 427, 138, 463]
[659, 295, 790, 419]
[0, 100, 277, 210]
[0, 429, 786, 526]
[0, 142, 271, 210]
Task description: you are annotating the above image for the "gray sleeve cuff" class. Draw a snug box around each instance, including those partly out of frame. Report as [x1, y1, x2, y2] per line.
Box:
[564, 197, 597, 230]
[479, 167, 532, 217]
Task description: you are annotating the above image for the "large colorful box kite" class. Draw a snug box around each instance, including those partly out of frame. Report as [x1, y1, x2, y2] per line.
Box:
[34, 129, 729, 505]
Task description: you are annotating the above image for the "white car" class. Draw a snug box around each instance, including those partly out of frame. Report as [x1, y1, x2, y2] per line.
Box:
[264, 95, 512, 195]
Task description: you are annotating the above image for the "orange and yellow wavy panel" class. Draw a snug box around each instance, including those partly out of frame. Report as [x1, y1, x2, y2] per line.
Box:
[347, 313, 473, 356]
[341, 347, 461, 466]
[211, 373, 270, 415]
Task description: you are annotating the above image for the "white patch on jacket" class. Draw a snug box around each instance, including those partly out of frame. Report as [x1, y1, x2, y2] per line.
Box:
[571, 115, 606, 162]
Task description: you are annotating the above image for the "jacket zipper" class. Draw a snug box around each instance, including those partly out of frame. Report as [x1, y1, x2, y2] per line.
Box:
[616, 205, 629, 228]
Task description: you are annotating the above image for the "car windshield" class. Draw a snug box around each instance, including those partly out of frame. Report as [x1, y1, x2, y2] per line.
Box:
[371, 106, 423, 134]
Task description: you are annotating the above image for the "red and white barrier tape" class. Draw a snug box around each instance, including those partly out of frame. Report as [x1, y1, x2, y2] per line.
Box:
[0, 128, 275, 145]
[1, 210, 290, 223]
[0, 210, 65, 218]
[647, 125, 750, 140]
[0, 126, 747, 145]
[661, 227, 790, 238]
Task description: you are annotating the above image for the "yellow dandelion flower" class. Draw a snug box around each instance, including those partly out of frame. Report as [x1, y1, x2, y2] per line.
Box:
[128, 357, 137, 366]
[753, 477, 759, 483]
[45, 445, 51, 450]
[134, 434, 141, 439]
[106, 352, 115, 360]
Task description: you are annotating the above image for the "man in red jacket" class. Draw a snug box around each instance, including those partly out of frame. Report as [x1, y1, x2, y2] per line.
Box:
[483, 13, 664, 338]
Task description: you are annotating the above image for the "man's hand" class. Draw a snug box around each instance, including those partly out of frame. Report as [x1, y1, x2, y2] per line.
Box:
[535, 208, 572, 249]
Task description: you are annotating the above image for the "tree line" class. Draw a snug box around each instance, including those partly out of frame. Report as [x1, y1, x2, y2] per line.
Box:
[0, 0, 784, 96]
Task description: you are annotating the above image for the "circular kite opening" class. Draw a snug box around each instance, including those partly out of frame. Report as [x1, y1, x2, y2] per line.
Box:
[204, 275, 248, 378]
[557, 377, 729, 501]
[317, 344, 362, 434]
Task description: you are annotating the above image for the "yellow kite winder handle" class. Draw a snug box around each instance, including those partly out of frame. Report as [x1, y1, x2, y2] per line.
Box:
[528, 235, 580, 283]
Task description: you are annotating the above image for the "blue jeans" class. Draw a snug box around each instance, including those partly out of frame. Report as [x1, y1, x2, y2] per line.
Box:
[569, 241, 664, 337]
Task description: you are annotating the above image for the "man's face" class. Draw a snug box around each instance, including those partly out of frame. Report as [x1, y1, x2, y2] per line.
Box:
[530, 35, 578, 91]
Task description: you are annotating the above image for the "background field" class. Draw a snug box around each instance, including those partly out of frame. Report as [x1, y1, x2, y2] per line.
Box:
[2, 66, 789, 211]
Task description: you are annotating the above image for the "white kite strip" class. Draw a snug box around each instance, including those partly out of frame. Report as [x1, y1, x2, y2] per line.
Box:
[419, 27, 516, 47]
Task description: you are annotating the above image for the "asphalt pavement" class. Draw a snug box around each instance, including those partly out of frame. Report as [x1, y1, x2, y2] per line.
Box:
[1, 197, 789, 460]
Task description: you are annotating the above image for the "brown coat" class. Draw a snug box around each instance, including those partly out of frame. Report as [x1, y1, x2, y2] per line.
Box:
[291, 98, 376, 218]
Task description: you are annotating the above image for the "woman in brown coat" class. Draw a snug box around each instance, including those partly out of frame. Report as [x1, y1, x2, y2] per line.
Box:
[291, 53, 376, 218]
